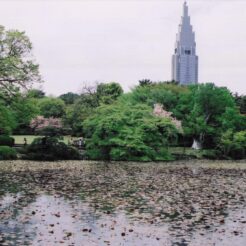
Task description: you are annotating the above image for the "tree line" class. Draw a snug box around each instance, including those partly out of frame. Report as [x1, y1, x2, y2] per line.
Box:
[0, 25, 245, 160]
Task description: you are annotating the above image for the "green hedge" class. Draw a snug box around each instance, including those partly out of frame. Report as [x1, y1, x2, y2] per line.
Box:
[0, 135, 15, 147]
[0, 146, 17, 160]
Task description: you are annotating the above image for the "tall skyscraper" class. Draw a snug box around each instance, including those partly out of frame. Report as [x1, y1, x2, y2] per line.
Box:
[172, 1, 198, 85]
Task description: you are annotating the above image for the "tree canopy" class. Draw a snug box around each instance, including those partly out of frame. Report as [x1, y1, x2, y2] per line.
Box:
[0, 100, 16, 135]
[38, 97, 65, 118]
[0, 26, 41, 95]
[59, 92, 79, 105]
[96, 82, 123, 105]
[27, 89, 45, 99]
[178, 83, 237, 148]
[234, 93, 246, 115]
[0, 25, 41, 135]
[84, 102, 179, 161]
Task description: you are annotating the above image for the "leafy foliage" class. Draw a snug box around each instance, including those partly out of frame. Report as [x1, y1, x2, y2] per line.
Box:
[38, 97, 65, 118]
[0, 25, 41, 135]
[10, 94, 39, 134]
[59, 92, 79, 105]
[23, 137, 80, 161]
[27, 89, 45, 99]
[84, 102, 178, 161]
[153, 104, 183, 132]
[63, 82, 123, 135]
[0, 101, 16, 135]
[124, 82, 188, 111]
[176, 83, 238, 148]
[234, 93, 246, 114]
[0, 146, 17, 160]
[63, 100, 95, 136]
[118, 82, 245, 159]
[220, 107, 246, 132]
[0, 135, 15, 147]
[218, 130, 246, 159]
[96, 82, 123, 105]
[138, 79, 153, 87]
[26, 116, 79, 160]
[0, 26, 41, 95]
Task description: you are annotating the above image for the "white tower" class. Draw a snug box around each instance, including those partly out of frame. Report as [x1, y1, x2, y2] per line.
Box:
[172, 1, 198, 84]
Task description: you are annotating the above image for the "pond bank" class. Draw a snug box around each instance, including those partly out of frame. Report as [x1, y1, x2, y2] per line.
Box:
[0, 159, 246, 172]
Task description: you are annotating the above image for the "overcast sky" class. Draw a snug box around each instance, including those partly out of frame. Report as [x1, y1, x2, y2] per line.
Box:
[0, 0, 245, 95]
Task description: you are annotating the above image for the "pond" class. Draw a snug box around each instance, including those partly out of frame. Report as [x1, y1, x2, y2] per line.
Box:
[0, 160, 246, 246]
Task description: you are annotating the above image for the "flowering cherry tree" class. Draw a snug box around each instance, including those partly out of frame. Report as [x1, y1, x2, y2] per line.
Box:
[153, 104, 183, 133]
[30, 116, 62, 132]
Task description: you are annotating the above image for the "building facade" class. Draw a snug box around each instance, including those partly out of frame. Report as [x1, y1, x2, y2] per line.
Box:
[172, 1, 198, 85]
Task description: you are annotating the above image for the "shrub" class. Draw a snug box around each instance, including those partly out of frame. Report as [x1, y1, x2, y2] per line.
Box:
[0, 146, 17, 160]
[23, 137, 81, 161]
[201, 149, 218, 159]
[0, 135, 15, 147]
[217, 130, 246, 159]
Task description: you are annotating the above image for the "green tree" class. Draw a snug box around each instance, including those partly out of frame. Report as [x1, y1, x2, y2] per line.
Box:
[10, 94, 39, 134]
[0, 26, 41, 134]
[59, 92, 79, 105]
[138, 79, 152, 87]
[0, 26, 41, 95]
[64, 100, 96, 136]
[84, 102, 178, 161]
[180, 83, 236, 148]
[126, 81, 188, 112]
[63, 82, 123, 135]
[38, 97, 65, 118]
[234, 93, 246, 114]
[27, 89, 45, 99]
[220, 107, 246, 132]
[96, 82, 123, 105]
[0, 101, 16, 135]
[62, 86, 98, 135]
[120, 82, 244, 150]
[218, 130, 246, 159]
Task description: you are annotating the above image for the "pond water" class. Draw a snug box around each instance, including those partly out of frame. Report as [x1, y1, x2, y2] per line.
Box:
[0, 160, 246, 245]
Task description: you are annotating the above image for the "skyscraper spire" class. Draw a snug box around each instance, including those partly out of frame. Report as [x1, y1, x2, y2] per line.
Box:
[183, 1, 188, 17]
[171, 1, 198, 84]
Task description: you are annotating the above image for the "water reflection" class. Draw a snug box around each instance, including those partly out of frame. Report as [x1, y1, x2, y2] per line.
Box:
[0, 163, 246, 245]
[1, 194, 170, 246]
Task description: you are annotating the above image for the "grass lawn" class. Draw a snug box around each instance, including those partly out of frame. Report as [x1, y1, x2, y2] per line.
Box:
[169, 147, 216, 159]
[12, 135, 75, 145]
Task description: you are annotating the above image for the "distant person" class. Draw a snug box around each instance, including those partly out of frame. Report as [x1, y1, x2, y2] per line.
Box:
[24, 137, 27, 146]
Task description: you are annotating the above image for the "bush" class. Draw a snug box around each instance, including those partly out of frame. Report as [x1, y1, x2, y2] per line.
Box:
[23, 137, 81, 161]
[217, 130, 246, 159]
[0, 135, 15, 147]
[201, 149, 218, 159]
[0, 146, 17, 160]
